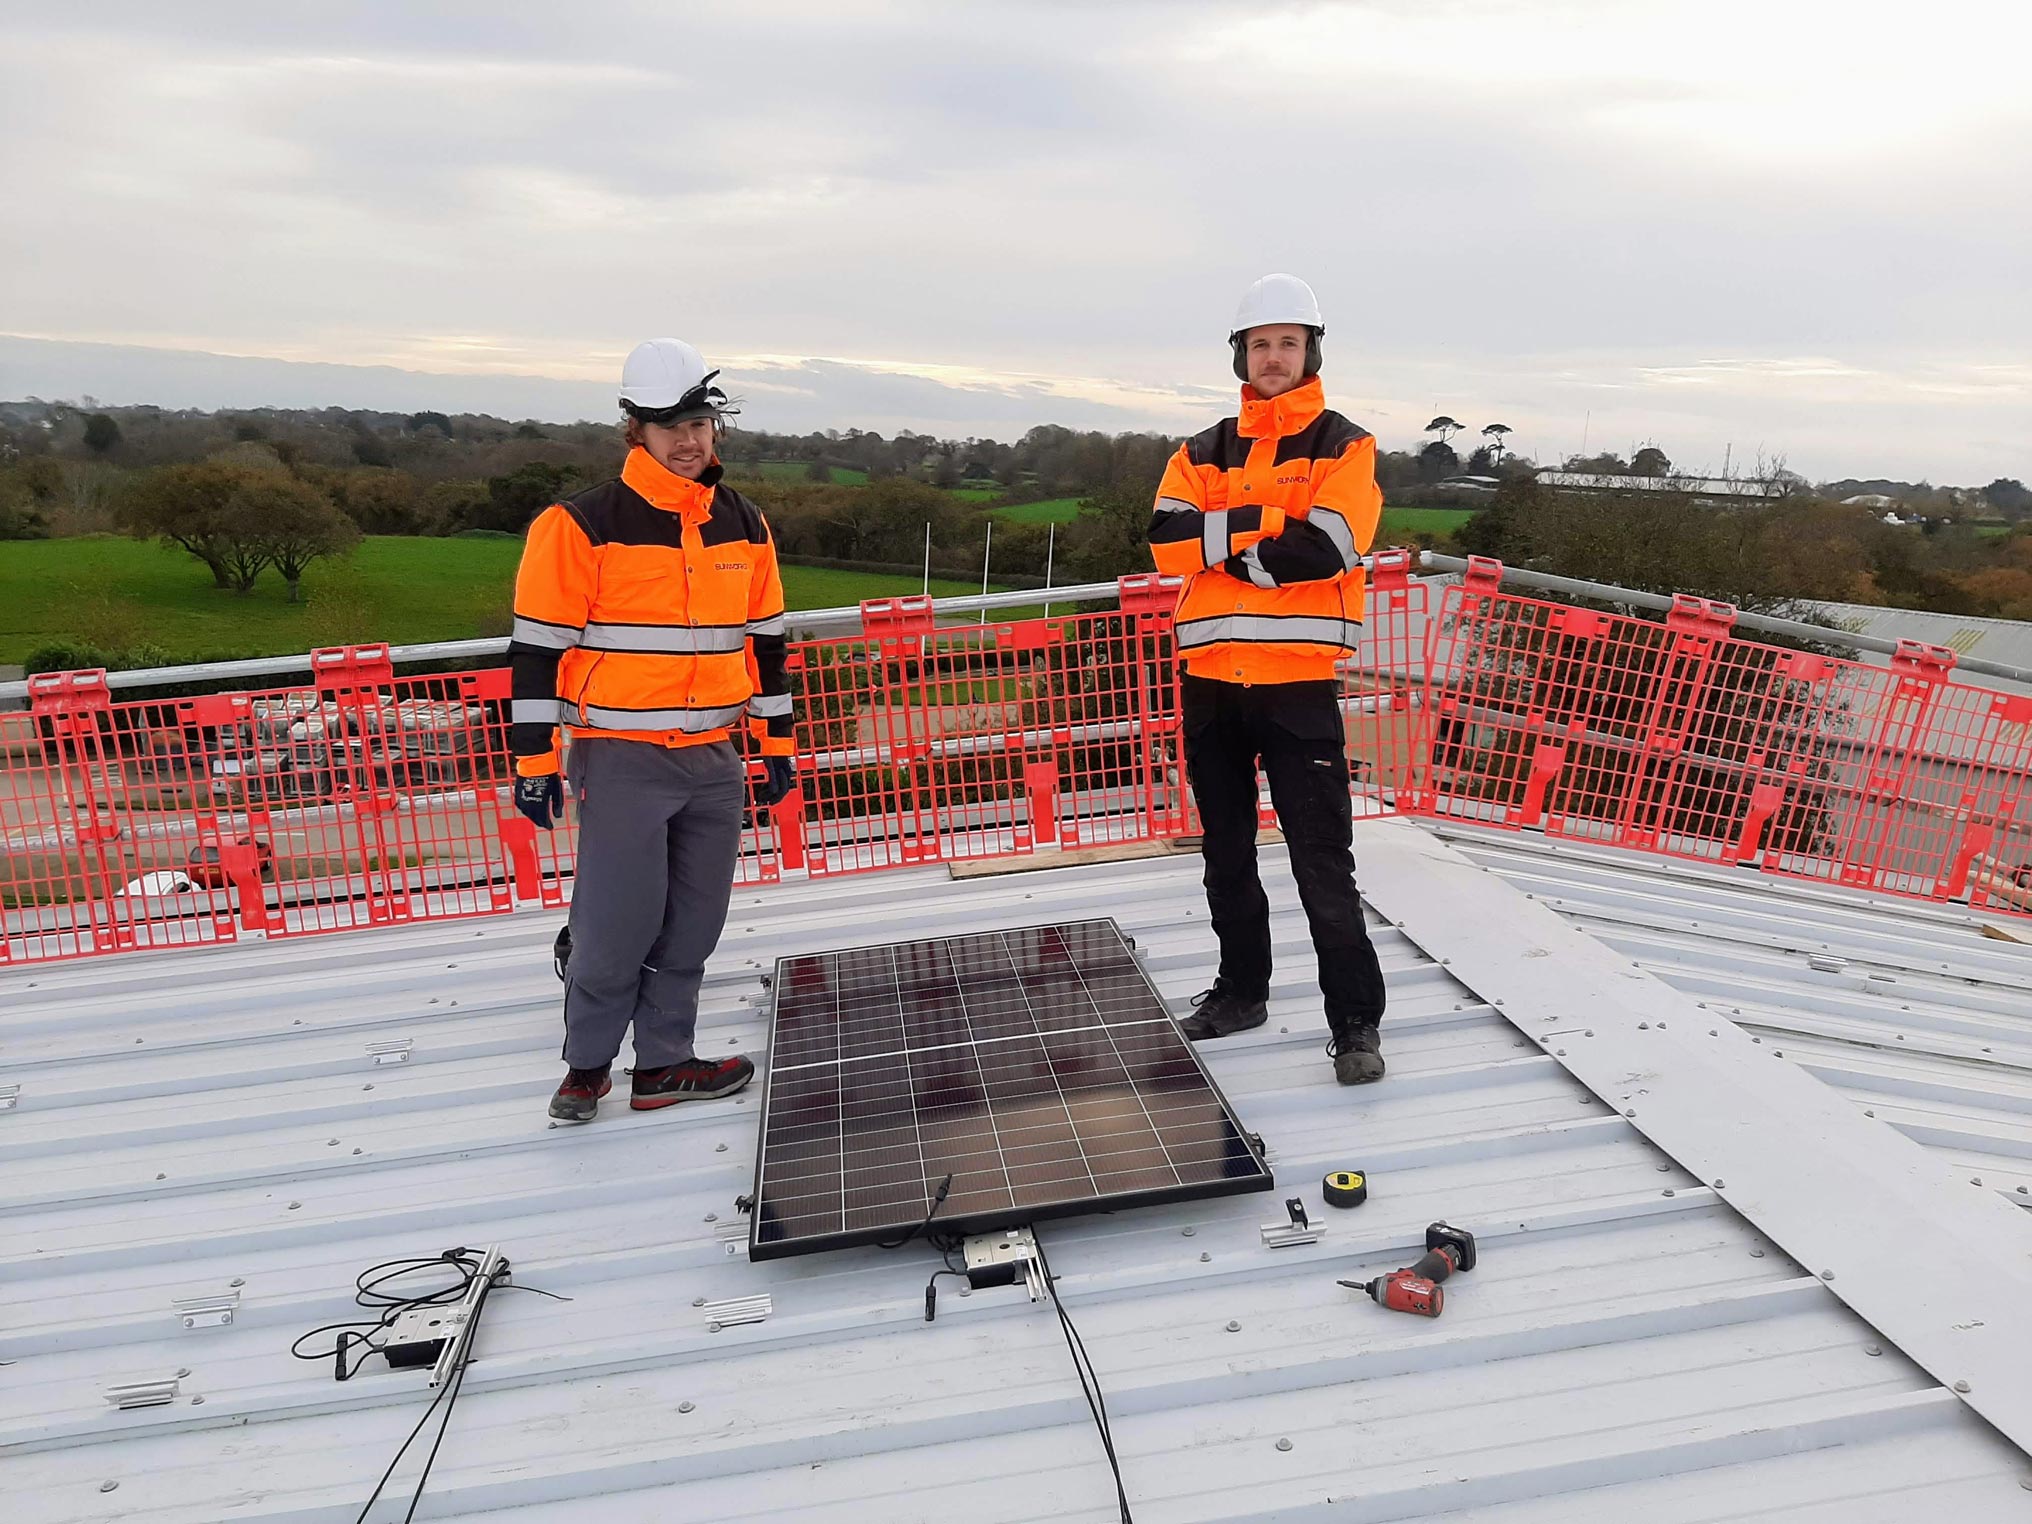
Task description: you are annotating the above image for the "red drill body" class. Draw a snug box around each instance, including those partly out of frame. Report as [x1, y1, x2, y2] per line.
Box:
[1340, 1223, 1477, 1319]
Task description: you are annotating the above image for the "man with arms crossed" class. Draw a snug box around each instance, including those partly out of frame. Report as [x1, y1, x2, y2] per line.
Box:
[1148, 274, 1389, 1084]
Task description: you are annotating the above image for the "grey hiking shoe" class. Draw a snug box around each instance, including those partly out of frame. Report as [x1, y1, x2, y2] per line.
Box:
[1329, 1026, 1385, 1085]
[1180, 982, 1269, 1041]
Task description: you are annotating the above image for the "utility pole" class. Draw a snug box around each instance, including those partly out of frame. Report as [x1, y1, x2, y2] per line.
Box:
[979, 519, 992, 625]
[1042, 522, 1056, 620]
[922, 521, 931, 595]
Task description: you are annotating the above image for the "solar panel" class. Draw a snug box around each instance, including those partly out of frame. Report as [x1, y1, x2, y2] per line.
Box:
[748, 919, 1274, 1260]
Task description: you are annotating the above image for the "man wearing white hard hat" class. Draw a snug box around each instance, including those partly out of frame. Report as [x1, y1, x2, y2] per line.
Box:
[508, 339, 796, 1121]
[1147, 275, 1389, 1084]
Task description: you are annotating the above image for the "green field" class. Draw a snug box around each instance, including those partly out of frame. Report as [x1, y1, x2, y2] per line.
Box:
[1379, 507, 1475, 538]
[745, 461, 870, 486]
[948, 486, 1003, 503]
[0, 537, 990, 668]
[991, 497, 1085, 525]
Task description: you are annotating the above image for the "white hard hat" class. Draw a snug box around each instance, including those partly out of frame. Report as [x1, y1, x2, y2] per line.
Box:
[619, 338, 730, 420]
[1228, 274, 1325, 381]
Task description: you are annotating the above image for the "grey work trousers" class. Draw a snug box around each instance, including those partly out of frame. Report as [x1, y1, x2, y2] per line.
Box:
[562, 737, 746, 1070]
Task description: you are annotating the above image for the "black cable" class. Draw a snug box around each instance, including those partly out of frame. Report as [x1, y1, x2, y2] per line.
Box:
[1030, 1232, 1134, 1524]
[399, 1272, 497, 1524]
[287, 1250, 565, 1522]
[876, 1172, 954, 1250]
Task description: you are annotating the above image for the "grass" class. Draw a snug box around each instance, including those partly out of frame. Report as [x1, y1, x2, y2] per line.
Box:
[947, 486, 1003, 503]
[1379, 507, 1475, 538]
[0, 537, 993, 667]
[991, 497, 1085, 525]
[746, 461, 869, 486]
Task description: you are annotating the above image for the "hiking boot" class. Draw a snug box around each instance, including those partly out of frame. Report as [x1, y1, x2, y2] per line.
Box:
[1179, 982, 1269, 1041]
[548, 1064, 613, 1122]
[1328, 1025, 1385, 1086]
[630, 1054, 757, 1109]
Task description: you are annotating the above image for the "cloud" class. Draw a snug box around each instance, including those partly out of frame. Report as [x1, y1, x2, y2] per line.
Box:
[2, 1, 2028, 481]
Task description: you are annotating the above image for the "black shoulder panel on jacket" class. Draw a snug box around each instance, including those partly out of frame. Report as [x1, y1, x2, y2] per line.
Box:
[566, 478, 691, 550]
[1185, 418, 1246, 472]
[1272, 411, 1372, 468]
[701, 484, 771, 549]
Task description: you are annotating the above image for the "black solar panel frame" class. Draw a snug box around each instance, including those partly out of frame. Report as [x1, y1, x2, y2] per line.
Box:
[746, 918, 1274, 1261]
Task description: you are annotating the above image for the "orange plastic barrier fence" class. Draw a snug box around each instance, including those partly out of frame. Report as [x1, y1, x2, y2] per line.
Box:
[4, 562, 2025, 967]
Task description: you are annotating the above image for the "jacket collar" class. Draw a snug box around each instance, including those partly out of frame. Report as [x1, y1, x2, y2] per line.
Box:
[1237, 376, 1326, 440]
[622, 447, 722, 519]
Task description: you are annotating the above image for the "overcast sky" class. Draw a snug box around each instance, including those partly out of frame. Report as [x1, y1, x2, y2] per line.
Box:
[4, 0, 2028, 482]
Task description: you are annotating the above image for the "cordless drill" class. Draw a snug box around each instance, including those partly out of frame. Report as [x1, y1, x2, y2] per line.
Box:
[1340, 1222, 1477, 1318]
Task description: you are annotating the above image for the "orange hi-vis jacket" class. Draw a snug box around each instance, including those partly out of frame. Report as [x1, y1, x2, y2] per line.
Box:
[1147, 376, 1383, 684]
[508, 447, 794, 777]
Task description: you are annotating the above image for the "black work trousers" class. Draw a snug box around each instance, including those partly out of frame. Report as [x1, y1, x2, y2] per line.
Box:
[1180, 672, 1386, 1037]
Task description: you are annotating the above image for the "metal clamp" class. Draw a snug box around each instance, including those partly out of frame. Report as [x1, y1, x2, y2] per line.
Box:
[105, 1377, 181, 1411]
[1260, 1197, 1323, 1249]
[173, 1290, 240, 1329]
[702, 1294, 772, 1332]
[366, 1039, 414, 1066]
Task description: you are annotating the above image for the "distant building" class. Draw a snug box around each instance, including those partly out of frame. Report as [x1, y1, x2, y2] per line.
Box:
[1532, 470, 1783, 505]
[1842, 493, 1899, 509]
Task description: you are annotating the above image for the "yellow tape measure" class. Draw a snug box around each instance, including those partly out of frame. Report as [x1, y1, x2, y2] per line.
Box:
[1322, 1169, 1368, 1208]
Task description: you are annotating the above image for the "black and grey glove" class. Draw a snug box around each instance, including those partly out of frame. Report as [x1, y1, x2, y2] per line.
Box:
[514, 772, 564, 830]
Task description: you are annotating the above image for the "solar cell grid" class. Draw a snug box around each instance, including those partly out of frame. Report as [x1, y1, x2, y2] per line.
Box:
[750, 919, 1274, 1258]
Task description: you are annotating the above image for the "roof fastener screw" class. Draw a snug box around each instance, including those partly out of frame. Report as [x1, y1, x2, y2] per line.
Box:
[1863, 1109, 1875, 1117]
[363, 1084, 374, 1091]
[1709, 1030, 1718, 1037]
[716, 1143, 728, 1153]
[1820, 1270, 1835, 1281]
[704, 1213, 718, 1223]
[176, 1367, 190, 1378]
[1624, 1109, 1637, 1118]
[957, 1287, 971, 1297]
[1749, 1249, 1764, 1259]
[1864, 1344, 1881, 1356]
[679, 1401, 695, 1414]
[328, 1139, 339, 1146]
[1638, 1022, 1650, 1030]
[708, 1322, 722, 1333]
[1555, 1048, 1566, 1056]
[1276, 1438, 1293, 1452]
[230, 1278, 245, 1287]
[1583, 1029, 1594, 1038]
[353, 1148, 363, 1155]
[191, 1395, 205, 1405]
[101, 1482, 118, 1493]
[2020, 1478, 2032, 1492]
[1226, 1320, 1241, 1332]
[693, 1297, 707, 1307]
[287, 1201, 301, 1210]
[1955, 1380, 1972, 1394]
[156, 1173, 167, 1180]
[1971, 1178, 1983, 1186]
[1181, 1227, 1196, 1237]
[1279, 1026, 1289, 1033]
[1713, 1179, 1725, 1189]
[1199, 1252, 1211, 1263]
[1656, 1163, 1671, 1173]
[1662, 1188, 1675, 1197]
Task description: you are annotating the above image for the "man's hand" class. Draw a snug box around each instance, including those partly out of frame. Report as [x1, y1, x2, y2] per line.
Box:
[757, 755, 796, 808]
[515, 772, 564, 830]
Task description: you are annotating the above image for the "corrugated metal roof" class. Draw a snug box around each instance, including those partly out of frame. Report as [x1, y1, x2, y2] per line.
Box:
[6, 834, 2032, 1521]
[1444, 825, 2032, 1205]
[1796, 603, 2032, 696]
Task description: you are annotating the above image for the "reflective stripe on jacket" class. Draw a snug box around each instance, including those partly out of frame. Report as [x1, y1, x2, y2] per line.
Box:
[508, 447, 793, 775]
[1147, 377, 1382, 683]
